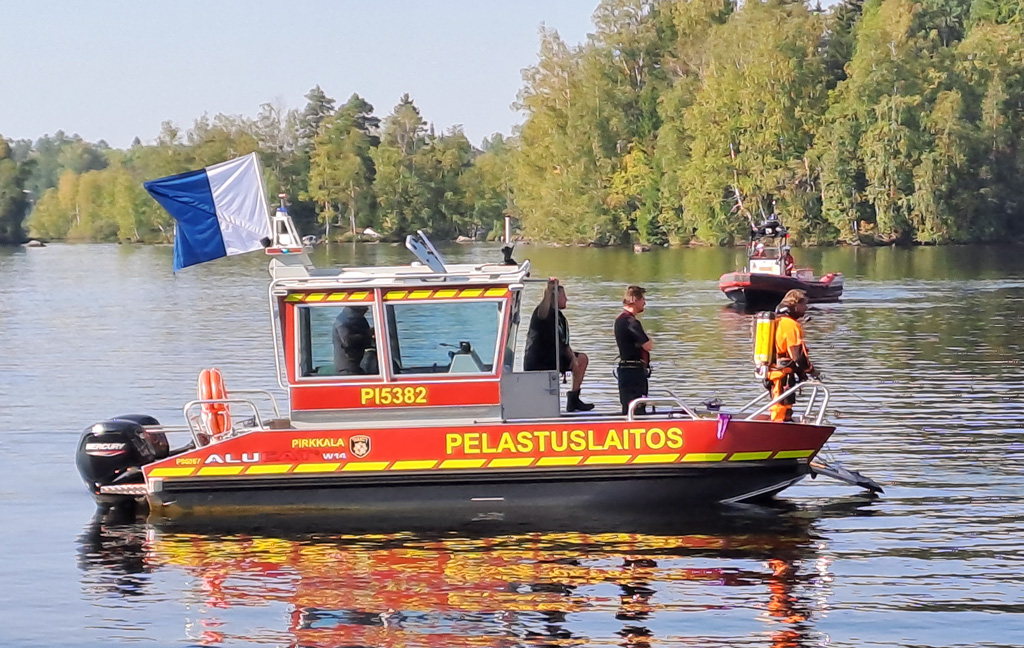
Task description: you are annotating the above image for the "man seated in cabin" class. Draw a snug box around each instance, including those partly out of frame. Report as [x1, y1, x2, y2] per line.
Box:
[332, 306, 376, 375]
[753, 242, 766, 258]
[523, 278, 593, 412]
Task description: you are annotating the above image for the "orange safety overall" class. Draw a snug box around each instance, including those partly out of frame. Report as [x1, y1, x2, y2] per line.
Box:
[767, 316, 813, 422]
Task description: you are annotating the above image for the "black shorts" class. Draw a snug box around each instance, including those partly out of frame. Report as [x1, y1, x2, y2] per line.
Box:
[559, 350, 578, 371]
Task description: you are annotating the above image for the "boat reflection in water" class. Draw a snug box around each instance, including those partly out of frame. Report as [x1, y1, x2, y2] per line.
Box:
[76, 502, 877, 647]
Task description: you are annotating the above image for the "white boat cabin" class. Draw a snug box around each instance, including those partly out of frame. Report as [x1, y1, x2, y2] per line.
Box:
[264, 215, 560, 428]
[745, 217, 798, 277]
[747, 241, 787, 276]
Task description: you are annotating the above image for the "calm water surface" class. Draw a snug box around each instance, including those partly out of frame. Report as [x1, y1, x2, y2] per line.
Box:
[1, 242, 1022, 647]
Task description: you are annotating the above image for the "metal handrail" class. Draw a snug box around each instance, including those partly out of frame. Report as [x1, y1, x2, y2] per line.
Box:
[227, 389, 282, 418]
[183, 398, 266, 447]
[736, 380, 830, 426]
[626, 388, 700, 421]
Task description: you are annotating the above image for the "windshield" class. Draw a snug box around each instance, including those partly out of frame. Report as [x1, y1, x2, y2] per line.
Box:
[386, 301, 503, 375]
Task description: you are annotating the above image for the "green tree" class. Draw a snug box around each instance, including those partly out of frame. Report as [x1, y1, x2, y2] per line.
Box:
[821, 0, 865, 89]
[655, 0, 736, 243]
[372, 95, 434, 238]
[817, 0, 976, 243]
[305, 94, 379, 239]
[27, 170, 78, 240]
[0, 137, 33, 244]
[24, 131, 108, 197]
[460, 134, 517, 240]
[421, 127, 475, 238]
[679, 0, 830, 244]
[970, 0, 1024, 25]
[286, 86, 338, 234]
[298, 86, 337, 147]
[947, 17, 1024, 240]
[513, 28, 612, 244]
[185, 114, 260, 169]
[607, 144, 660, 244]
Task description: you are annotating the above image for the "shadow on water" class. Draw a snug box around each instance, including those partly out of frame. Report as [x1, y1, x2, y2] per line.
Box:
[77, 498, 879, 647]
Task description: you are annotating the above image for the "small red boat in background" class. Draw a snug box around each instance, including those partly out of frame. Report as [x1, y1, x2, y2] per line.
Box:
[719, 218, 843, 309]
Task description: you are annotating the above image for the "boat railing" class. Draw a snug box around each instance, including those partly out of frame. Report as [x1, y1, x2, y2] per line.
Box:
[734, 380, 830, 426]
[141, 424, 192, 436]
[626, 389, 700, 421]
[182, 398, 270, 447]
[228, 389, 282, 418]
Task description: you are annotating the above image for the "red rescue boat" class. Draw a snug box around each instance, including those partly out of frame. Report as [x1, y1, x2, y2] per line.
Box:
[75, 182, 870, 522]
[719, 218, 844, 309]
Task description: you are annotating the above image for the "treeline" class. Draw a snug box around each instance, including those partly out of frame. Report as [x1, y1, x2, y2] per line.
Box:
[2, 0, 1023, 247]
[1, 92, 508, 245]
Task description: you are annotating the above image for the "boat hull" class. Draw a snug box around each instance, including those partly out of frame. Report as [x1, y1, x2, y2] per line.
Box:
[719, 271, 843, 308]
[147, 461, 810, 518]
[133, 416, 832, 519]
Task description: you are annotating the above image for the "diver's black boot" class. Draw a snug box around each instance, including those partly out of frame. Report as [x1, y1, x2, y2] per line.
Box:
[566, 390, 594, 412]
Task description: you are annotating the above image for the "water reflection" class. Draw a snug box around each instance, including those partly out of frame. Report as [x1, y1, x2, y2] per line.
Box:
[74, 503, 885, 647]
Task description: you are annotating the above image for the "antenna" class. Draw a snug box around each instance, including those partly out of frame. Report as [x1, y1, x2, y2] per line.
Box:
[405, 230, 448, 273]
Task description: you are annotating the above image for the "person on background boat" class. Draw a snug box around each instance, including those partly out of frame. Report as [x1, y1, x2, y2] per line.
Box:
[766, 290, 818, 422]
[524, 278, 593, 412]
[782, 246, 795, 276]
[615, 285, 653, 415]
[332, 306, 376, 375]
[753, 242, 766, 258]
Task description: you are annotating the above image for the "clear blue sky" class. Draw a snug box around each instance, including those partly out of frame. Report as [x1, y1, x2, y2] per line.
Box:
[1, 0, 602, 149]
[3, 1, 839, 150]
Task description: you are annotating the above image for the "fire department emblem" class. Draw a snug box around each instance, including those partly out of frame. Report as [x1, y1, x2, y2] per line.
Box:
[350, 435, 371, 458]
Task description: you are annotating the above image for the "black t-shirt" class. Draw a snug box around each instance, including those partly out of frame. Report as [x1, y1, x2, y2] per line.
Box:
[614, 310, 649, 363]
[524, 306, 571, 371]
[332, 309, 374, 374]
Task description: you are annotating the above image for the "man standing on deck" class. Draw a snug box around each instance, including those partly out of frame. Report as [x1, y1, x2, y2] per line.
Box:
[767, 289, 818, 422]
[524, 278, 593, 412]
[782, 246, 795, 276]
[614, 285, 653, 414]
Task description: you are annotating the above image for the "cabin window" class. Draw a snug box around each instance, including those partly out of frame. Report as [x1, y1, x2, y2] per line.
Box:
[750, 243, 780, 259]
[296, 304, 380, 378]
[385, 300, 503, 375]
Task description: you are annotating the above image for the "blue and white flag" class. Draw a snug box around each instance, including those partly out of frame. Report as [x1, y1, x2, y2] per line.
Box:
[144, 152, 272, 271]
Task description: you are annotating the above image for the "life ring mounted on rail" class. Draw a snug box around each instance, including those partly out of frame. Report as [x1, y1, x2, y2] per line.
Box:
[197, 368, 232, 441]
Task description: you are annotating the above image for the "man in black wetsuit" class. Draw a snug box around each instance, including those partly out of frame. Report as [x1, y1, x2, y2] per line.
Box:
[523, 278, 593, 412]
[332, 306, 375, 375]
[614, 285, 653, 414]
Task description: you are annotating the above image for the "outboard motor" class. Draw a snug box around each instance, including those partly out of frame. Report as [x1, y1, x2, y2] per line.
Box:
[75, 415, 169, 507]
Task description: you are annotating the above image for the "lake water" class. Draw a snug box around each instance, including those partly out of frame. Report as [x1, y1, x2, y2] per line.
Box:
[1, 241, 1022, 647]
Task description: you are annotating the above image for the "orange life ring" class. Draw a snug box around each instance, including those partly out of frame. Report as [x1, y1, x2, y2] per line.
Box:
[197, 368, 231, 438]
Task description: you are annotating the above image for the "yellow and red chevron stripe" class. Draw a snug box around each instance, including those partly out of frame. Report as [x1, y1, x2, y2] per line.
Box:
[383, 287, 509, 300]
[285, 291, 373, 303]
[148, 449, 816, 479]
[284, 288, 509, 303]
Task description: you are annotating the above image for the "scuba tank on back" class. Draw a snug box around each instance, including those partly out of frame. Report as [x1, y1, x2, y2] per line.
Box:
[753, 311, 777, 379]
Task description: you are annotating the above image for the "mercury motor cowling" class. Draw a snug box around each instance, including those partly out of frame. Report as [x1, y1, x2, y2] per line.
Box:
[75, 415, 169, 506]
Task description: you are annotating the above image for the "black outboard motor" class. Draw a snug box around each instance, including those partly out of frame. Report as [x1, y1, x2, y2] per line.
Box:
[75, 414, 169, 508]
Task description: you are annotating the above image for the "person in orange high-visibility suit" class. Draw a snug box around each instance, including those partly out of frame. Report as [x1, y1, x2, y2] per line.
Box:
[767, 290, 818, 422]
